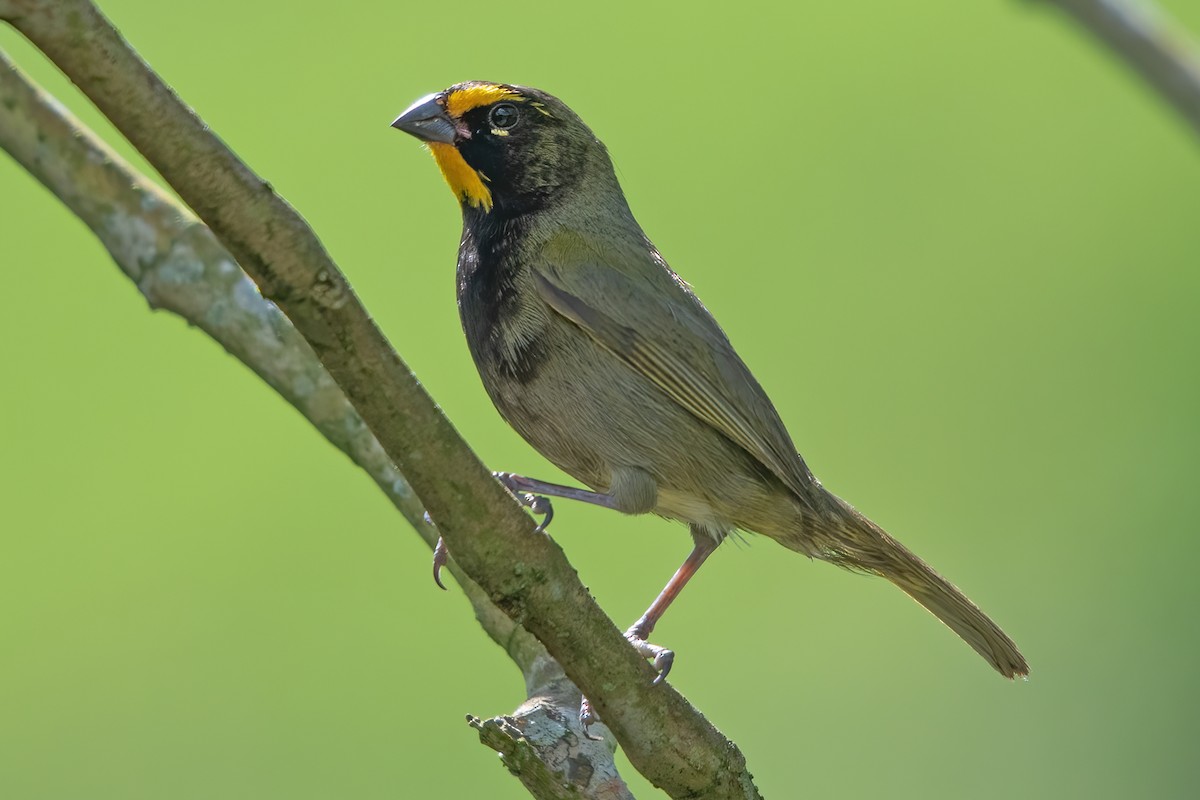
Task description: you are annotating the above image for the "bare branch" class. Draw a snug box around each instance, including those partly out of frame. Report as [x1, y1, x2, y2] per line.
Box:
[0, 1, 761, 796]
[1035, 0, 1200, 138]
[470, 664, 632, 800]
[0, 47, 633, 800]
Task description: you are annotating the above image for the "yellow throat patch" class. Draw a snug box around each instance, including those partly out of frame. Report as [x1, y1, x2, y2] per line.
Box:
[429, 142, 492, 212]
[428, 84, 527, 212]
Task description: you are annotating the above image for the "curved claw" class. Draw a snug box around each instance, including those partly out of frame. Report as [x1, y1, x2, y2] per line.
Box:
[526, 494, 554, 533]
[432, 536, 449, 590]
[651, 649, 675, 685]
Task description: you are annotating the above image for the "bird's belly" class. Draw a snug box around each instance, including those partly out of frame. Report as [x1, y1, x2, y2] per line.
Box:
[653, 488, 730, 536]
[479, 319, 784, 532]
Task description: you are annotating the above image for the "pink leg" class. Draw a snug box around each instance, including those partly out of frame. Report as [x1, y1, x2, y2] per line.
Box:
[580, 527, 723, 733]
[627, 530, 721, 648]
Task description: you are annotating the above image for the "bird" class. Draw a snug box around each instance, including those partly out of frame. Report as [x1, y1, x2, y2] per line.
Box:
[391, 81, 1029, 704]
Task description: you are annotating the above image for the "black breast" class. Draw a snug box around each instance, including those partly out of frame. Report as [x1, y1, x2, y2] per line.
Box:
[456, 211, 545, 385]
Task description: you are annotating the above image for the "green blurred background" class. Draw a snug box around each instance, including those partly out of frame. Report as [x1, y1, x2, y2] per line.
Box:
[2, 1, 1198, 797]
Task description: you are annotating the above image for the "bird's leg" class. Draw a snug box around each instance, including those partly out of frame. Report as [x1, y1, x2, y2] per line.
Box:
[626, 528, 720, 682]
[494, 471, 624, 527]
[431, 472, 623, 588]
[580, 527, 722, 733]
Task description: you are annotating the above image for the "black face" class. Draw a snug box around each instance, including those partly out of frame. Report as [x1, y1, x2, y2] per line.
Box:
[454, 94, 592, 216]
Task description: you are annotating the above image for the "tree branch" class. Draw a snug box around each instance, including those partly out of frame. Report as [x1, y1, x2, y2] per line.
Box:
[0, 1, 761, 797]
[0, 47, 632, 800]
[1035, 0, 1200, 138]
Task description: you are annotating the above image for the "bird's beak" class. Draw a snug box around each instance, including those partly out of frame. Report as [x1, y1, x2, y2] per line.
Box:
[391, 93, 458, 144]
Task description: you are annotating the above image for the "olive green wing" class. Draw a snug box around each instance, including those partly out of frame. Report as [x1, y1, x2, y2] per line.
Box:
[532, 248, 818, 507]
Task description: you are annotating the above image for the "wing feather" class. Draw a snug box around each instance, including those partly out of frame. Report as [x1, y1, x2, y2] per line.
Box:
[532, 260, 817, 507]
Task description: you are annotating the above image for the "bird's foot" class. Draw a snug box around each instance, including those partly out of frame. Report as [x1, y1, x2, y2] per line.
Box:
[625, 620, 675, 685]
[576, 622, 675, 738]
[427, 473, 557, 589]
[578, 696, 604, 741]
[494, 472, 555, 532]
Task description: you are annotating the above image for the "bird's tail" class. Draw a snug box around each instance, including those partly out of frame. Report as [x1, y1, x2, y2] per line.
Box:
[803, 493, 1029, 679]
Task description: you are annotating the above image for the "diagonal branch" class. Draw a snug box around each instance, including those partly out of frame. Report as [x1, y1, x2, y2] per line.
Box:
[0, 1, 761, 797]
[1034, 0, 1200, 138]
[0, 49, 630, 799]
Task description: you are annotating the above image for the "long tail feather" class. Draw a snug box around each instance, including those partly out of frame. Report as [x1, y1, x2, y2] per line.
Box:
[808, 492, 1029, 678]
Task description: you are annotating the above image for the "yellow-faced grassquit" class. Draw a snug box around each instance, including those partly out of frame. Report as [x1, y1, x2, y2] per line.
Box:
[392, 82, 1028, 700]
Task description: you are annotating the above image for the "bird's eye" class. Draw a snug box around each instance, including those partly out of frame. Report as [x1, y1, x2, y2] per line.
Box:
[489, 103, 519, 130]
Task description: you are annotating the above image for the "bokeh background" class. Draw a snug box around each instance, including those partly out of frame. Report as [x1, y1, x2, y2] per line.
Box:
[2, 1, 1198, 797]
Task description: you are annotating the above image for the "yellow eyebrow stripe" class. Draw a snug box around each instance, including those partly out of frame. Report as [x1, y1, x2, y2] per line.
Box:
[444, 84, 524, 119]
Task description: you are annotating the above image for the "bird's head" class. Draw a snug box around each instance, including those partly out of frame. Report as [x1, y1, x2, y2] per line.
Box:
[392, 82, 609, 216]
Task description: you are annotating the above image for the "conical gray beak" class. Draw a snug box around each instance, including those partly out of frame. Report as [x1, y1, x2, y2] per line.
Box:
[391, 93, 457, 144]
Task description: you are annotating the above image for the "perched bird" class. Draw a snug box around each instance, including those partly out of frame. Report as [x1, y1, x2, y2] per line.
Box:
[392, 82, 1029, 696]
